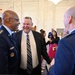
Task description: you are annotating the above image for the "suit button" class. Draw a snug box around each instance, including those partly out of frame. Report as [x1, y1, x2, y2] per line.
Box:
[10, 52, 15, 57]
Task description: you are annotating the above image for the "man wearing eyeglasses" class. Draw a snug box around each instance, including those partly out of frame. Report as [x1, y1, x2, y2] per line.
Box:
[0, 10, 20, 74]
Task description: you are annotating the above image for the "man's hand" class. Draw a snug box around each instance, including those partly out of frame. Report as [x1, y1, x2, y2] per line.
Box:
[50, 58, 55, 66]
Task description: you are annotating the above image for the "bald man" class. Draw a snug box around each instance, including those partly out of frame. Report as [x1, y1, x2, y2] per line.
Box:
[0, 10, 20, 74]
[48, 6, 75, 75]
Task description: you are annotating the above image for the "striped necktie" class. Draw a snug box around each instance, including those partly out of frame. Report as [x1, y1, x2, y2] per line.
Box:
[26, 34, 33, 74]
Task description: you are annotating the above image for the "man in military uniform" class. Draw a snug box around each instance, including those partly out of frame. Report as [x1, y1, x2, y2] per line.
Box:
[48, 6, 75, 75]
[0, 10, 20, 74]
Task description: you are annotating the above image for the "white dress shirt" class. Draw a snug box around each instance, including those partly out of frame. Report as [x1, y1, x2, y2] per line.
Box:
[20, 30, 39, 69]
[69, 29, 75, 34]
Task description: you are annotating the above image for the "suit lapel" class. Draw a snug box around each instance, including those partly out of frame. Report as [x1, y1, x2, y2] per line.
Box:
[17, 31, 22, 64]
[1, 26, 18, 50]
[19, 31, 22, 51]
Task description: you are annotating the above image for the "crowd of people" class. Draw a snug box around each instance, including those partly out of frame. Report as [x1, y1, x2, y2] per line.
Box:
[0, 5, 75, 75]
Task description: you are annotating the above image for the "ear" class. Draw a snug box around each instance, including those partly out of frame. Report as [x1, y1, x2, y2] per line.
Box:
[68, 16, 72, 24]
[31, 23, 33, 26]
[6, 18, 12, 24]
[5, 18, 9, 22]
[8, 18, 12, 23]
[5, 18, 11, 23]
[9, 18, 12, 23]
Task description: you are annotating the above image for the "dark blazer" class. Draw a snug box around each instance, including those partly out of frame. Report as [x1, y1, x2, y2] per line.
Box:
[15, 30, 51, 73]
[0, 26, 19, 74]
[48, 30, 75, 75]
[51, 37, 60, 44]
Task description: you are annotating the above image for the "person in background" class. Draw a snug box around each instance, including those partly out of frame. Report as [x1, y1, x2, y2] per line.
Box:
[59, 32, 64, 39]
[32, 25, 37, 31]
[40, 29, 48, 62]
[48, 30, 60, 59]
[40, 29, 47, 49]
[15, 17, 51, 75]
[0, 10, 20, 74]
[48, 28, 55, 39]
[0, 17, 2, 28]
[48, 6, 75, 75]
[63, 28, 69, 37]
[47, 28, 55, 45]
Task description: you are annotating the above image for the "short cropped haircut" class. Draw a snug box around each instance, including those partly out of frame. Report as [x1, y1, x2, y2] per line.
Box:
[24, 17, 33, 24]
[24, 17, 32, 20]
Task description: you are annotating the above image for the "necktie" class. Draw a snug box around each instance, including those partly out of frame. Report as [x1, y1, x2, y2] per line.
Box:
[26, 34, 33, 74]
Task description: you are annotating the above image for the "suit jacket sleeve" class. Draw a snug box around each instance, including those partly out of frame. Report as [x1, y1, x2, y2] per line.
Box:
[41, 34, 51, 64]
[48, 39, 74, 75]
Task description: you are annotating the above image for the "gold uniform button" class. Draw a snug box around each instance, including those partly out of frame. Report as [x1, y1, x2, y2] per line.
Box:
[10, 52, 15, 57]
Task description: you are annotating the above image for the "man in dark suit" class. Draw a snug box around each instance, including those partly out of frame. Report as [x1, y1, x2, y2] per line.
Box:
[0, 10, 20, 74]
[15, 17, 51, 75]
[48, 6, 75, 75]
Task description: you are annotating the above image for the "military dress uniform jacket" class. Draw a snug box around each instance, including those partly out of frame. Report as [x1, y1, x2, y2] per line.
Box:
[0, 26, 19, 74]
[48, 30, 75, 75]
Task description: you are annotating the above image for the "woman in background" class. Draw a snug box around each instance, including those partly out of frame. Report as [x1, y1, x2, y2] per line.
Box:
[48, 30, 60, 59]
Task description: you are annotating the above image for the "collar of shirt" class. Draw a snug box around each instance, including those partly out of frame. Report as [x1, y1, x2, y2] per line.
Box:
[69, 29, 75, 34]
[3, 24, 12, 35]
[0, 25, 2, 28]
[23, 30, 32, 37]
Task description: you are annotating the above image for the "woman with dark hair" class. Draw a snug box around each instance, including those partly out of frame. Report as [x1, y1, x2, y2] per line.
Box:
[48, 30, 60, 59]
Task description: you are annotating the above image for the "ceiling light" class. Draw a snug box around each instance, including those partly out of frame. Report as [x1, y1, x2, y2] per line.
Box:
[48, 0, 62, 4]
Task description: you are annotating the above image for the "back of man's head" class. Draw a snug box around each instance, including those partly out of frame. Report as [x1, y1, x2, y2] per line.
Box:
[65, 6, 75, 19]
[64, 6, 75, 32]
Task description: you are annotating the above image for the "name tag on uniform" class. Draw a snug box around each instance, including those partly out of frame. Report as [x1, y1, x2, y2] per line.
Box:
[10, 46, 14, 50]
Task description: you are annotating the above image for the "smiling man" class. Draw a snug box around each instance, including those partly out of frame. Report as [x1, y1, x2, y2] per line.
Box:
[15, 16, 51, 75]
